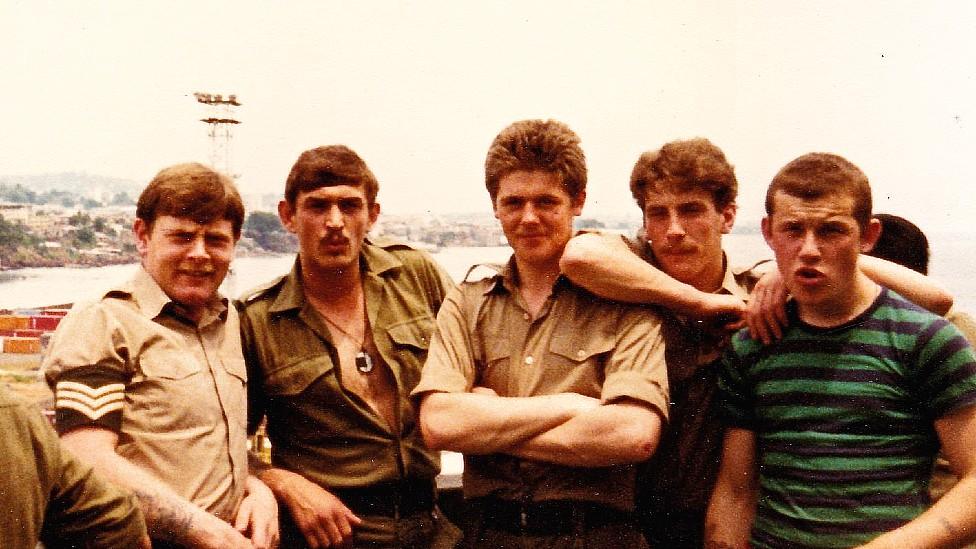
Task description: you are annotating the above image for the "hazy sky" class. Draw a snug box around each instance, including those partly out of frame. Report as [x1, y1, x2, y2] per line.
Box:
[3, 1, 974, 233]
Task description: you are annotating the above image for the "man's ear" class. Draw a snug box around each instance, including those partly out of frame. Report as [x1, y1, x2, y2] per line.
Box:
[860, 217, 882, 253]
[278, 200, 297, 234]
[367, 202, 381, 231]
[761, 216, 773, 246]
[571, 190, 586, 216]
[133, 218, 150, 257]
[720, 203, 737, 234]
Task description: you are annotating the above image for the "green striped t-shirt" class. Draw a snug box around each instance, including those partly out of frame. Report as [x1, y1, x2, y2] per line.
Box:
[719, 288, 976, 548]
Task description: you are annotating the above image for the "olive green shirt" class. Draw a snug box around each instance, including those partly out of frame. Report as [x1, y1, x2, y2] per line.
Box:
[412, 258, 669, 511]
[624, 236, 761, 519]
[239, 239, 455, 491]
[0, 387, 147, 548]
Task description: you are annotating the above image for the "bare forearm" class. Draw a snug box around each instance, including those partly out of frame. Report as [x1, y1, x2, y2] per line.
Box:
[703, 487, 755, 549]
[75, 451, 217, 544]
[859, 255, 953, 314]
[858, 475, 976, 548]
[256, 466, 307, 503]
[419, 391, 598, 454]
[561, 233, 707, 311]
[705, 428, 759, 549]
[508, 402, 661, 467]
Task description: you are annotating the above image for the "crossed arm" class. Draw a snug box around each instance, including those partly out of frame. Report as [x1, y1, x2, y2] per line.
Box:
[60, 427, 278, 549]
[419, 390, 661, 467]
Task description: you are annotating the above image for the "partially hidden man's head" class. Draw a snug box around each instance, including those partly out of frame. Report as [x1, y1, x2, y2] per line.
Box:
[134, 162, 243, 315]
[868, 213, 929, 275]
[285, 145, 380, 207]
[484, 119, 587, 205]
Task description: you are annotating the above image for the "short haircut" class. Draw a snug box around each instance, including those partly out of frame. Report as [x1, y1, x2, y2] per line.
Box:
[285, 145, 379, 206]
[868, 213, 930, 275]
[136, 162, 244, 239]
[484, 119, 586, 202]
[629, 138, 737, 211]
[766, 153, 872, 229]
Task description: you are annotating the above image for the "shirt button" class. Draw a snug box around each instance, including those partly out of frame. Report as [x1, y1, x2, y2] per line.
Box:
[524, 356, 534, 365]
[577, 349, 586, 359]
[523, 313, 530, 320]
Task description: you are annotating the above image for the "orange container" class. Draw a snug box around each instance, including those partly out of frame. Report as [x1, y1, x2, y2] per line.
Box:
[0, 316, 30, 330]
[3, 336, 41, 354]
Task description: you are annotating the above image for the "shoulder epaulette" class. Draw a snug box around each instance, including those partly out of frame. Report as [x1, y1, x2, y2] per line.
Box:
[733, 258, 774, 277]
[367, 236, 440, 254]
[462, 263, 504, 284]
[240, 275, 287, 303]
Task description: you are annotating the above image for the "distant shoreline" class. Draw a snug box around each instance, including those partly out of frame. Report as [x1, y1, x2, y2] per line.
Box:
[0, 247, 283, 273]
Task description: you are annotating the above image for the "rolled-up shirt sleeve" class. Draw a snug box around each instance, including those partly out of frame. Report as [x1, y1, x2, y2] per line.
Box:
[43, 302, 128, 435]
[411, 286, 478, 398]
[600, 305, 670, 422]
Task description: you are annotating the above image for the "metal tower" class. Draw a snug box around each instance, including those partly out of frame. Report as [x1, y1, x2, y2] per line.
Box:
[193, 92, 241, 177]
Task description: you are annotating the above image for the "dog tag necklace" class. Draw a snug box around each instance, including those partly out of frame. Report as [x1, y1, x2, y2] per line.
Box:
[321, 305, 374, 374]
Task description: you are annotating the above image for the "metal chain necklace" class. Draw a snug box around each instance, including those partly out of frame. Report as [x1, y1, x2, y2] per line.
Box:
[320, 304, 374, 374]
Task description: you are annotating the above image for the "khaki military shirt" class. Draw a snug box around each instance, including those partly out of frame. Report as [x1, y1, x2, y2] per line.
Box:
[624, 236, 761, 517]
[239, 240, 455, 491]
[43, 267, 248, 521]
[412, 258, 669, 511]
[1, 387, 147, 548]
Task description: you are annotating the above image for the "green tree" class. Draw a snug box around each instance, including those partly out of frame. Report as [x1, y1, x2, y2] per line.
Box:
[111, 191, 134, 205]
[244, 211, 296, 253]
[68, 212, 92, 226]
[0, 214, 38, 251]
[74, 227, 96, 248]
[0, 183, 38, 204]
[245, 211, 285, 235]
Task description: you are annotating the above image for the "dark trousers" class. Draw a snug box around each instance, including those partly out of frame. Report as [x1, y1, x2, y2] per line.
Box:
[460, 498, 648, 549]
[639, 507, 705, 549]
[279, 503, 461, 549]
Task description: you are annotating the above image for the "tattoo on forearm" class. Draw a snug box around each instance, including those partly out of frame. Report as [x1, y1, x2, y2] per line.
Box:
[939, 516, 960, 537]
[133, 488, 194, 542]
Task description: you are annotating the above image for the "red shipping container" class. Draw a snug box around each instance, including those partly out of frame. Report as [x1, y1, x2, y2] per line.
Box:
[31, 315, 63, 331]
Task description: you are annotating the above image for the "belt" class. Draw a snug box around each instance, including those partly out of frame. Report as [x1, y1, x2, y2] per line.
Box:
[332, 478, 436, 518]
[476, 497, 634, 536]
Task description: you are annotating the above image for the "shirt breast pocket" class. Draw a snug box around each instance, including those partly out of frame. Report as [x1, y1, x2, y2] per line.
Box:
[139, 349, 203, 380]
[481, 335, 514, 393]
[546, 333, 614, 394]
[387, 317, 434, 352]
[263, 355, 333, 397]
